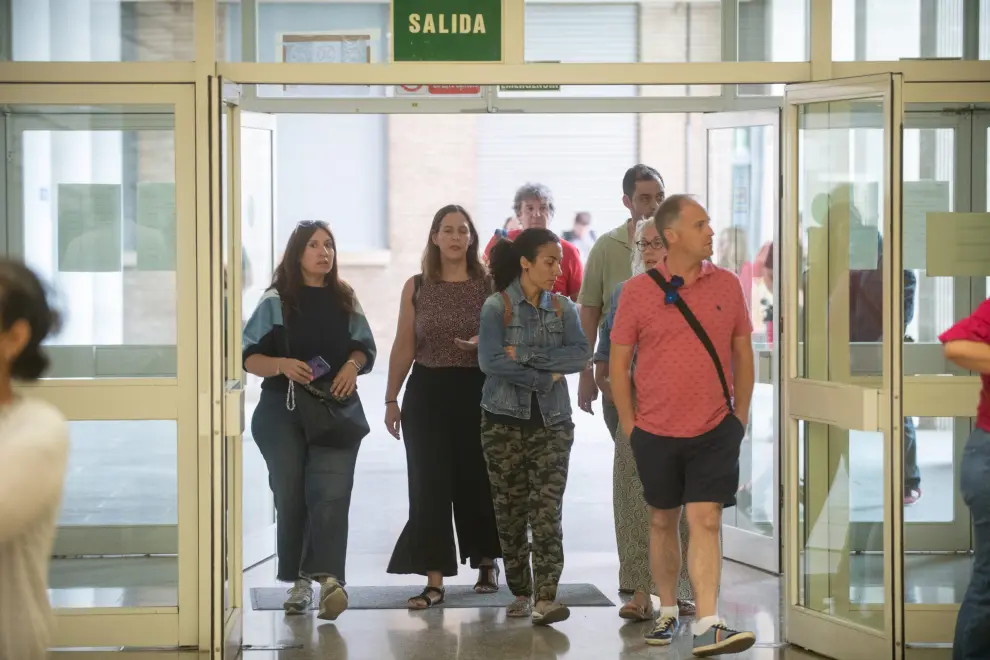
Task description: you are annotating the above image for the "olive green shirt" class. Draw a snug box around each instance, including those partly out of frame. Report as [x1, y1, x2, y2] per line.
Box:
[577, 221, 634, 322]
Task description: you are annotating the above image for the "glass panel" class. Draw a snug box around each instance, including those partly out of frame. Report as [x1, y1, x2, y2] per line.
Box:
[901, 417, 974, 604]
[903, 126, 965, 375]
[981, 0, 990, 59]
[11, 0, 195, 62]
[239, 116, 277, 573]
[523, 1, 720, 97]
[832, 0, 965, 62]
[798, 419, 884, 629]
[10, 107, 179, 379]
[738, 0, 809, 63]
[707, 123, 776, 535]
[797, 99, 887, 382]
[50, 420, 177, 608]
[219, 0, 389, 64]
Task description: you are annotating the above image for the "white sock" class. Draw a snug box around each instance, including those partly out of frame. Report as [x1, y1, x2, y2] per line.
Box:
[658, 605, 679, 620]
[692, 615, 722, 636]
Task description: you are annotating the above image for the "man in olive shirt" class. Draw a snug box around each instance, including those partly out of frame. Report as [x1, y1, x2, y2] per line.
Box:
[577, 164, 666, 434]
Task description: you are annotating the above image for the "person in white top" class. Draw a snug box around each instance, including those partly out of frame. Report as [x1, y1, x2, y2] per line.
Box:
[0, 259, 68, 660]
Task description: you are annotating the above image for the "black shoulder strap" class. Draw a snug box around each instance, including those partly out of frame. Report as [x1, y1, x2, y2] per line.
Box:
[412, 274, 423, 311]
[646, 269, 733, 414]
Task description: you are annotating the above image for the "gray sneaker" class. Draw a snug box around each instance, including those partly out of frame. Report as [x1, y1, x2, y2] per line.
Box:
[317, 578, 348, 621]
[692, 622, 756, 656]
[283, 579, 313, 615]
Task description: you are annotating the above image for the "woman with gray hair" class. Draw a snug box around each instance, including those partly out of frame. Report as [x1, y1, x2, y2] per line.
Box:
[593, 218, 694, 621]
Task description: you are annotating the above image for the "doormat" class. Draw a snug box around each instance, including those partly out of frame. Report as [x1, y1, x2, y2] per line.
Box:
[250, 584, 614, 610]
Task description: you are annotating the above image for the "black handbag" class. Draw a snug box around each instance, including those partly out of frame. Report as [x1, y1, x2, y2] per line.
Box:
[280, 310, 371, 447]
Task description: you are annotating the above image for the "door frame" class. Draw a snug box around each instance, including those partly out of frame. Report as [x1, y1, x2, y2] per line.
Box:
[702, 108, 782, 574]
[1, 83, 200, 648]
[781, 73, 905, 660]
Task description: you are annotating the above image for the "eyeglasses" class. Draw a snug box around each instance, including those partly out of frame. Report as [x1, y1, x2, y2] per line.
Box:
[635, 238, 664, 251]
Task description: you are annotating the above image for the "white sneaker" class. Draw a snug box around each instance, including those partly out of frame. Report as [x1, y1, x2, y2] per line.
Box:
[317, 578, 349, 621]
[283, 579, 313, 615]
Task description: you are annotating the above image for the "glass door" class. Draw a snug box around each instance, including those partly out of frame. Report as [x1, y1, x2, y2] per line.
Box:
[782, 74, 905, 660]
[704, 109, 781, 573]
[899, 107, 990, 650]
[1, 84, 199, 647]
[229, 107, 278, 573]
[219, 85, 278, 657]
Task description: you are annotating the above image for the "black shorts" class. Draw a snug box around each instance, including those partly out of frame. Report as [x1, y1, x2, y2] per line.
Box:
[629, 415, 745, 510]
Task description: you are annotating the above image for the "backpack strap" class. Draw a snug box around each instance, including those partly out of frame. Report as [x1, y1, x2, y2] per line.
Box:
[500, 290, 563, 326]
[500, 291, 513, 326]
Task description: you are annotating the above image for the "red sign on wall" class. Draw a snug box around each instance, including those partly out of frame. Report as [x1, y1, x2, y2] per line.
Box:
[396, 84, 482, 96]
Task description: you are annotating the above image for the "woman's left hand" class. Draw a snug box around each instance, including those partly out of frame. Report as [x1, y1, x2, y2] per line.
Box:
[331, 361, 359, 399]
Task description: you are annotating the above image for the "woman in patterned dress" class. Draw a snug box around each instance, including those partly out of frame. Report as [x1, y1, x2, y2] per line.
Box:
[384, 205, 502, 609]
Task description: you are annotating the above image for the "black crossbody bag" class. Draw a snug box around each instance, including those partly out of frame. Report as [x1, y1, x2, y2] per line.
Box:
[646, 269, 734, 415]
[280, 307, 371, 448]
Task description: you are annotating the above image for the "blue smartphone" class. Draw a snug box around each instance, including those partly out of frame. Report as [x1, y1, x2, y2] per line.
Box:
[306, 356, 332, 380]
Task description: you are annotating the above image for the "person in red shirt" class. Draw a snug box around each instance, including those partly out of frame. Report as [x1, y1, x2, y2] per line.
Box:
[940, 300, 990, 660]
[610, 194, 756, 655]
[483, 183, 583, 301]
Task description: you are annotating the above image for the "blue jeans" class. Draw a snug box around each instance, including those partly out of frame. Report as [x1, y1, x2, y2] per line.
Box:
[954, 427, 990, 660]
[251, 389, 360, 584]
[904, 416, 920, 490]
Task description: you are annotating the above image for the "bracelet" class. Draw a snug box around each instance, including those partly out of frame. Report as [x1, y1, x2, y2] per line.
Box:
[385, 399, 398, 405]
[275, 359, 282, 376]
[347, 358, 363, 372]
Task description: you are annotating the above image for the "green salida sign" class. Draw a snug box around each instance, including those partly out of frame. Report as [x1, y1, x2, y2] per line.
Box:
[393, 0, 501, 62]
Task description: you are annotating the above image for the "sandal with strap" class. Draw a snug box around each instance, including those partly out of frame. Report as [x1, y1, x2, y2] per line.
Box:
[407, 585, 445, 610]
[619, 599, 654, 622]
[474, 562, 500, 594]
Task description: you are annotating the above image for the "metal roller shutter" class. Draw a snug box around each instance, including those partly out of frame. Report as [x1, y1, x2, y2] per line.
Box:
[476, 4, 638, 241]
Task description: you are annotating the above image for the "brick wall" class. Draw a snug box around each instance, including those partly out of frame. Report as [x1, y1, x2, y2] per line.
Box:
[344, 114, 480, 352]
[127, 1, 226, 345]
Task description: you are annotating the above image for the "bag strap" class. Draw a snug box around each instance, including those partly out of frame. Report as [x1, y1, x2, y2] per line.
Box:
[645, 269, 733, 414]
[499, 291, 563, 326]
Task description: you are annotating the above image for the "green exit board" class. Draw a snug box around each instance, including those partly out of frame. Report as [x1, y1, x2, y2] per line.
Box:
[393, 0, 501, 62]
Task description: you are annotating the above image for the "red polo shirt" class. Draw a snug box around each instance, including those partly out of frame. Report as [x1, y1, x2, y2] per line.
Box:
[940, 298, 990, 432]
[611, 258, 752, 438]
[483, 229, 584, 299]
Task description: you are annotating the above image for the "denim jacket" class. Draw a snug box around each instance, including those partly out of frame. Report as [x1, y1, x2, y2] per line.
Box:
[478, 279, 592, 426]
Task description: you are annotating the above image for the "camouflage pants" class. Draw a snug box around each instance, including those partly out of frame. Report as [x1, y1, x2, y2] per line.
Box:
[480, 414, 574, 602]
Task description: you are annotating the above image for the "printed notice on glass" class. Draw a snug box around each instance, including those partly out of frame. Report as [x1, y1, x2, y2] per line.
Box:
[57, 183, 122, 273]
[136, 182, 176, 271]
[926, 213, 990, 276]
[903, 181, 950, 270]
[279, 32, 375, 98]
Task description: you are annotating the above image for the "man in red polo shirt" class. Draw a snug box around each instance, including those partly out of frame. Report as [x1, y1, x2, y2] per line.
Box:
[610, 194, 755, 655]
[483, 183, 583, 300]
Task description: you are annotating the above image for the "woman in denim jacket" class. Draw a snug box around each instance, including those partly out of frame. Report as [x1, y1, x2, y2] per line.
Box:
[478, 228, 591, 626]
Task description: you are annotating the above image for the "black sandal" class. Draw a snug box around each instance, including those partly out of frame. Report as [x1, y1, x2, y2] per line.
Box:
[407, 585, 445, 610]
[474, 562, 500, 594]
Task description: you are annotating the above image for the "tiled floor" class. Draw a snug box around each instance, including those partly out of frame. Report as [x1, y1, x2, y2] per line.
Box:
[47, 375, 970, 659]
